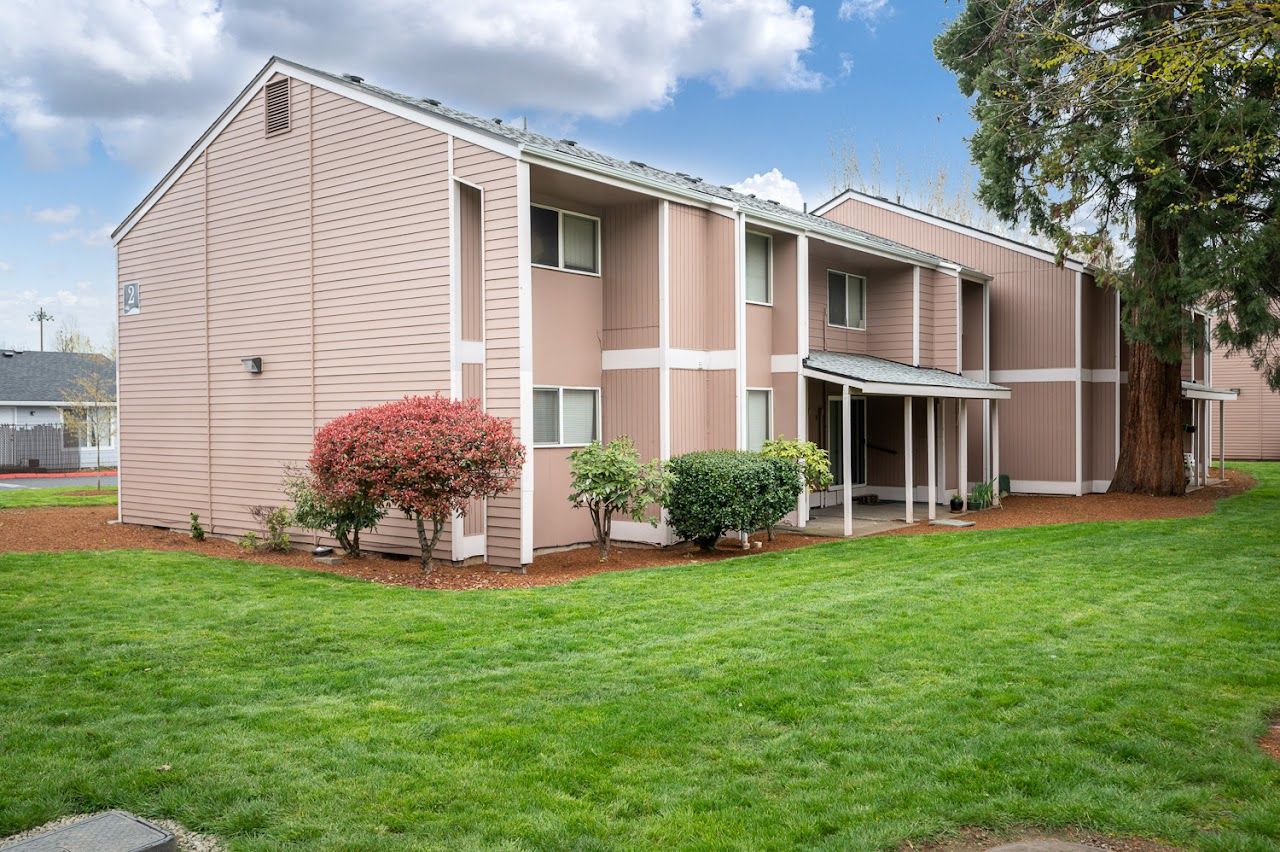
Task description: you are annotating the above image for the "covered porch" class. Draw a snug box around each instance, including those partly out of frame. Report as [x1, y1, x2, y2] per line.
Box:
[800, 351, 1011, 534]
[1182, 380, 1239, 487]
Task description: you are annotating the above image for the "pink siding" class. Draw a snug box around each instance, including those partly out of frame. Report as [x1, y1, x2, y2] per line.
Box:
[118, 78, 523, 565]
[1213, 345, 1280, 459]
[999, 382, 1077, 483]
[603, 369, 660, 460]
[458, 182, 483, 342]
[117, 156, 210, 530]
[534, 449, 592, 549]
[771, 372, 798, 441]
[961, 280, 984, 372]
[533, 267, 602, 388]
[770, 234, 798, 354]
[669, 204, 734, 350]
[671, 369, 735, 455]
[462, 363, 486, 536]
[925, 267, 958, 371]
[602, 200, 660, 349]
[1087, 380, 1116, 482]
[746, 304, 772, 388]
[452, 139, 523, 567]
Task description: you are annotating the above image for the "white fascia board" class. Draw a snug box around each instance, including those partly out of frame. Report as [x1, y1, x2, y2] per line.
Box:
[1183, 386, 1240, 401]
[113, 57, 519, 246]
[812, 189, 1088, 273]
[522, 149, 736, 213]
[770, 354, 801, 373]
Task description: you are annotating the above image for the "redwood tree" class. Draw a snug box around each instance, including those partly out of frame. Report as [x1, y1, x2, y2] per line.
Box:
[311, 396, 524, 572]
[936, 1, 1280, 494]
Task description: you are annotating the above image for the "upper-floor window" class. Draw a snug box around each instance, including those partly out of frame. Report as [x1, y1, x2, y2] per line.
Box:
[533, 386, 600, 447]
[745, 231, 772, 304]
[531, 204, 600, 275]
[827, 270, 866, 330]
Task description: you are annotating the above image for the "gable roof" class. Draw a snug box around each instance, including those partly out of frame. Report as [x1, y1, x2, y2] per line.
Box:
[811, 187, 1089, 274]
[804, 350, 1011, 400]
[0, 351, 116, 404]
[113, 58, 983, 276]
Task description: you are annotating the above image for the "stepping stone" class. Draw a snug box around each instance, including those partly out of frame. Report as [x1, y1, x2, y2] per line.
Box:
[930, 518, 975, 527]
[987, 842, 1106, 852]
[2, 811, 175, 851]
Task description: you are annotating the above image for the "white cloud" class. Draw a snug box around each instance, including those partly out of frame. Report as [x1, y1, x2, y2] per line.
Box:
[32, 204, 80, 224]
[49, 224, 112, 247]
[0, 0, 820, 168]
[730, 167, 805, 211]
[838, 0, 892, 29]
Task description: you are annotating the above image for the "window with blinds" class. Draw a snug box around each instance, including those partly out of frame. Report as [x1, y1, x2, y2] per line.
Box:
[530, 205, 599, 274]
[745, 231, 772, 303]
[827, 270, 866, 329]
[533, 387, 600, 446]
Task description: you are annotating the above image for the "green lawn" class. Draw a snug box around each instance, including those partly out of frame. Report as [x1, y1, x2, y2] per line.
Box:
[0, 484, 117, 509]
[1, 468, 1278, 850]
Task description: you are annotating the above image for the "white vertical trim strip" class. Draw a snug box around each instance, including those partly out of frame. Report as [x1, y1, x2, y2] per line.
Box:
[1114, 289, 1121, 468]
[912, 265, 921, 367]
[659, 200, 671, 462]
[1074, 270, 1083, 496]
[795, 233, 809, 528]
[992, 399, 1001, 507]
[903, 397, 914, 524]
[954, 270, 963, 373]
[516, 161, 534, 566]
[982, 281, 991, 482]
[926, 397, 937, 521]
[735, 211, 747, 450]
[842, 387, 852, 536]
[447, 138, 462, 562]
[958, 397, 968, 509]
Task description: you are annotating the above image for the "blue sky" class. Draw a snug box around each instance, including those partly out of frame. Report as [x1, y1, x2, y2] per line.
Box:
[0, 0, 977, 352]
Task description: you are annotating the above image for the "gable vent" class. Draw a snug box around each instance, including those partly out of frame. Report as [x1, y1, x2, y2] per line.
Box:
[265, 79, 291, 136]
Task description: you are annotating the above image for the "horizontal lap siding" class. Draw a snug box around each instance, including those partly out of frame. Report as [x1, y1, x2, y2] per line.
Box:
[1214, 346, 1280, 459]
[452, 140, 522, 567]
[205, 78, 313, 538]
[603, 200, 659, 350]
[117, 157, 210, 529]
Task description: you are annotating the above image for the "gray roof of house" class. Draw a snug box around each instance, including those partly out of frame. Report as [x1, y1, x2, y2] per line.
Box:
[805, 350, 1010, 395]
[281, 59, 957, 270]
[0, 350, 116, 403]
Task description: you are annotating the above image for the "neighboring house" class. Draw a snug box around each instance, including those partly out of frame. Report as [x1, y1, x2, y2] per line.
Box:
[0, 350, 118, 472]
[1211, 337, 1280, 460]
[111, 57, 1228, 570]
[814, 189, 1238, 492]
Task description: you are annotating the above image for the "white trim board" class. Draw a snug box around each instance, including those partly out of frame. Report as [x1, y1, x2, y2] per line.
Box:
[812, 188, 1088, 273]
[602, 348, 737, 372]
[801, 368, 1011, 400]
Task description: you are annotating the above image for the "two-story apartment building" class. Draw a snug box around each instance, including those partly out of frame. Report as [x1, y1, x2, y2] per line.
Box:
[111, 58, 1230, 571]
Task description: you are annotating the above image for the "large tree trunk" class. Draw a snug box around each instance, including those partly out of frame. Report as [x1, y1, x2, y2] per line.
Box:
[1110, 339, 1186, 495]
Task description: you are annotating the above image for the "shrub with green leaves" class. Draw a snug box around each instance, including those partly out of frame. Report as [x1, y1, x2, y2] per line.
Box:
[189, 512, 205, 541]
[760, 437, 832, 537]
[568, 437, 669, 560]
[282, 464, 386, 557]
[249, 505, 293, 552]
[664, 450, 804, 550]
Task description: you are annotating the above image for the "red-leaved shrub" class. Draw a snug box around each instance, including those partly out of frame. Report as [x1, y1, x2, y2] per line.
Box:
[310, 395, 525, 572]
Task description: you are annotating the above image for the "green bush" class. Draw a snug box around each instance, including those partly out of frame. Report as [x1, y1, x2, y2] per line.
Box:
[189, 512, 205, 541]
[664, 450, 804, 550]
[249, 505, 293, 552]
[568, 437, 670, 561]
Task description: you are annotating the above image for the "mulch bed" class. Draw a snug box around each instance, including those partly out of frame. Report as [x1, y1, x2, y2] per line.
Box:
[902, 826, 1181, 851]
[0, 505, 822, 590]
[879, 469, 1254, 538]
[1260, 717, 1280, 763]
[0, 470, 1253, 591]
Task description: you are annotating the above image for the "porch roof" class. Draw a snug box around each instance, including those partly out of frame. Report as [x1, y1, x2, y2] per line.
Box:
[803, 351, 1012, 400]
[1181, 380, 1239, 401]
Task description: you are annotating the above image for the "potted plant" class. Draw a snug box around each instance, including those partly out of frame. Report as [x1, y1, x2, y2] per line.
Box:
[969, 481, 994, 510]
[949, 492, 966, 513]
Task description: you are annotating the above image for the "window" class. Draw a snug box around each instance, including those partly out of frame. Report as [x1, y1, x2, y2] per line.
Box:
[745, 389, 771, 452]
[531, 205, 600, 274]
[827, 270, 866, 329]
[745, 231, 772, 304]
[61, 408, 111, 449]
[533, 387, 600, 446]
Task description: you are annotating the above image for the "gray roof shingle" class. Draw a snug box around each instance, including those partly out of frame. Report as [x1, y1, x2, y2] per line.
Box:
[281, 59, 956, 269]
[0, 350, 116, 403]
[805, 350, 1009, 397]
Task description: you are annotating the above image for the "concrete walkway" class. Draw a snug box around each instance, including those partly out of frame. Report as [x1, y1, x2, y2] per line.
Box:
[0, 474, 117, 490]
[779, 500, 949, 538]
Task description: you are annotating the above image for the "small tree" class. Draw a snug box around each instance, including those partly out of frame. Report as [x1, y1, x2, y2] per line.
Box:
[761, 436, 833, 537]
[282, 463, 385, 557]
[313, 396, 524, 573]
[567, 437, 669, 561]
[59, 354, 116, 490]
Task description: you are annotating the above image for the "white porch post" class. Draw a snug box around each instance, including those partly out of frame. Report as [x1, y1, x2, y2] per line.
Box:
[842, 386, 853, 536]
[903, 397, 915, 524]
[926, 397, 937, 521]
[1218, 399, 1226, 481]
[991, 398, 1001, 507]
[1195, 400, 1206, 486]
[958, 398, 968, 510]
[1201, 399, 1210, 485]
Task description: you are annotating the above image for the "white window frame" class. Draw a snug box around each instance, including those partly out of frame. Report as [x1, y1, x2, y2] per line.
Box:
[61, 407, 115, 450]
[826, 269, 867, 331]
[745, 387, 773, 451]
[744, 230, 773, 306]
[530, 203, 602, 277]
[532, 385, 602, 447]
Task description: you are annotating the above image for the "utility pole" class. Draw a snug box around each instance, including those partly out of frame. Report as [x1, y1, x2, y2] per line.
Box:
[30, 308, 53, 352]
